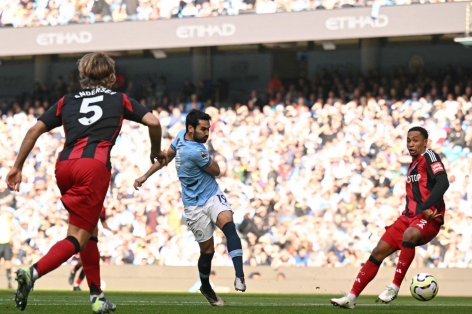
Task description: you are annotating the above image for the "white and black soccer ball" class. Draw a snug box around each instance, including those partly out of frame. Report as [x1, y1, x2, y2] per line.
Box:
[410, 273, 439, 301]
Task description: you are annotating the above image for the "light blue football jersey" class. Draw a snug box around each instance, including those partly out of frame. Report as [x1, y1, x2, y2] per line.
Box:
[170, 130, 218, 207]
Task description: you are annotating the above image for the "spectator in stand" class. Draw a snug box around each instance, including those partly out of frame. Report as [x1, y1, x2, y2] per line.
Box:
[3, 65, 472, 272]
[0, 0, 459, 28]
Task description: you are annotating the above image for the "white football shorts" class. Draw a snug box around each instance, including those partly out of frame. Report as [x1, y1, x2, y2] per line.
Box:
[184, 187, 232, 243]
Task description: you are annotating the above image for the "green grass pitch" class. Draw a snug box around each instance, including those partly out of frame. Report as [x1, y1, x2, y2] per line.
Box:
[0, 290, 470, 313]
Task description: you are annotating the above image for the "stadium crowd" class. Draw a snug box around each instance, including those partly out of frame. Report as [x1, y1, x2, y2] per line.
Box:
[0, 0, 459, 28]
[1, 65, 472, 271]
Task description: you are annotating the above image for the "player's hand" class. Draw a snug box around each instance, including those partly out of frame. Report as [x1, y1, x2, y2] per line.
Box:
[133, 175, 149, 190]
[150, 150, 167, 165]
[422, 209, 441, 220]
[6, 167, 22, 192]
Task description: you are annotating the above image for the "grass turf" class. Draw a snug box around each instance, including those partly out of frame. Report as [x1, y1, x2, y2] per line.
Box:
[0, 290, 470, 313]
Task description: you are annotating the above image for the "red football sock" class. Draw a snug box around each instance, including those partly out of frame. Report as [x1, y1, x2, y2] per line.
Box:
[76, 277, 83, 285]
[350, 256, 381, 296]
[34, 237, 80, 278]
[81, 237, 102, 295]
[392, 242, 416, 288]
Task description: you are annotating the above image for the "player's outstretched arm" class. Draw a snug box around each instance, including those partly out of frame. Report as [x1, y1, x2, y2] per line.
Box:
[142, 112, 166, 164]
[134, 148, 176, 190]
[6, 121, 49, 192]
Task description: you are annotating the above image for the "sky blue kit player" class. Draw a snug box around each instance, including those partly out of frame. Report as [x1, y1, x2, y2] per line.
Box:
[170, 129, 218, 208]
[134, 109, 246, 306]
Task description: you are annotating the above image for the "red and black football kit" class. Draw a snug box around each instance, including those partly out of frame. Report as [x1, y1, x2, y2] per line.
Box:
[381, 149, 449, 250]
[38, 88, 150, 233]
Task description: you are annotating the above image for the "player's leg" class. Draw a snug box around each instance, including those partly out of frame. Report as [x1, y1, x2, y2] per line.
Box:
[4, 243, 13, 289]
[74, 268, 86, 291]
[379, 217, 440, 303]
[14, 224, 89, 311]
[215, 210, 245, 292]
[69, 258, 83, 285]
[186, 203, 225, 307]
[212, 190, 245, 292]
[332, 217, 404, 309]
[5, 261, 12, 289]
[331, 240, 395, 309]
[83, 227, 116, 313]
[197, 236, 225, 306]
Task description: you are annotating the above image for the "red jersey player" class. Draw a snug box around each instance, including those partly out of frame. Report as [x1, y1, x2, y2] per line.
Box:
[6, 52, 165, 313]
[331, 126, 449, 309]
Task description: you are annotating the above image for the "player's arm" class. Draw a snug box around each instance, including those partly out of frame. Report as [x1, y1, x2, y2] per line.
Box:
[6, 121, 49, 191]
[189, 148, 220, 176]
[142, 112, 165, 164]
[123, 95, 165, 165]
[134, 148, 176, 190]
[417, 152, 450, 219]
[204, 159, 221, 177]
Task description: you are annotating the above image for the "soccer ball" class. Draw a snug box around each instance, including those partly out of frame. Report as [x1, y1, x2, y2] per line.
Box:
[410, 273, 438, 301]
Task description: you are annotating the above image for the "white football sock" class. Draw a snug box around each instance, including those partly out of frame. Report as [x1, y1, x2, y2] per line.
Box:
[348, 293, 358, 303]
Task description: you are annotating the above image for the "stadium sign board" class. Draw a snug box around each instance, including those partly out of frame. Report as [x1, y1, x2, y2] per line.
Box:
[0, 3, 465, 56]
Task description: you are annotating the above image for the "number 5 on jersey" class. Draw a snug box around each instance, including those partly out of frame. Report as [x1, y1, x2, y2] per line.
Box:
[78, 95, 103, 125]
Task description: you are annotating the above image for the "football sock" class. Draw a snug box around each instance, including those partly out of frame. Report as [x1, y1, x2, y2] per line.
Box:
[198, 252, 214, 289]
[392, 242, 416, 288]
[222, 222, 244, 278]
[33, 236, 80, 278]
[73, 264, 81, 273]
[350, 255, 381, 297]
[81, 237, 102, 296]
[75, 270, 85, 286]
[6, 269, 12, 284]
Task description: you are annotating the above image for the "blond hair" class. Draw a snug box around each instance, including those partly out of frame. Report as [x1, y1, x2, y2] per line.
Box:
[78, 52, 116, 89]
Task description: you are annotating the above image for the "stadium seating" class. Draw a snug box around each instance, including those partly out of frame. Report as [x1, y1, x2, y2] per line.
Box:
[0, 0, 451, 28]
[1, 66, 471, 270]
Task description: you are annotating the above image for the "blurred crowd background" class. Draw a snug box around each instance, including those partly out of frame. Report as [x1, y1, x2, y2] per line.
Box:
[0, 0, 460, 28]
[1, 65, 472, 271]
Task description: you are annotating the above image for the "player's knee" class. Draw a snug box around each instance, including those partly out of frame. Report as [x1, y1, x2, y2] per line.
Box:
[66, 235, 82, 253]
[371, 244, 389, 261]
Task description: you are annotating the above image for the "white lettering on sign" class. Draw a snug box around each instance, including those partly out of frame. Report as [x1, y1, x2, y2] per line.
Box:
[176, 24, 236, 39]
[36, 31, 93, 46]
[325, 15, 389, 31]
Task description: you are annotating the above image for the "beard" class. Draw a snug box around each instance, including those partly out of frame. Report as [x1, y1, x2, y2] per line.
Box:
[193, 134, 208, 143]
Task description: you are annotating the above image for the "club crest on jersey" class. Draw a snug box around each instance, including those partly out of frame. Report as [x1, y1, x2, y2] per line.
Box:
[407, 174, 421, 183]
[200, 151, 208, 159]
[431, 162, 444, 174]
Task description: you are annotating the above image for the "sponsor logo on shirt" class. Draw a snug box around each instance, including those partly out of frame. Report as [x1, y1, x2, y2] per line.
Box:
[431, 162, 444, 174]
[200, 151, 208, 159]
[407, 174, 421, 183]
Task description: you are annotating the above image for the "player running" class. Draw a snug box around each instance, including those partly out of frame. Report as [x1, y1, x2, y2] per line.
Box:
[6, 52, 165, 313]
[331, 126, 449, 309]
[69, 207, 116, 291]
[134, 109, 246, 306]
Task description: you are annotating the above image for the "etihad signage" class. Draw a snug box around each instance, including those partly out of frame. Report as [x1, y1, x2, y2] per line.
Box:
[325, 15, 389, 31]
[36, 31, 92, 46]
[0, 3, 466, 56]
[176, 24, 236, 39]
